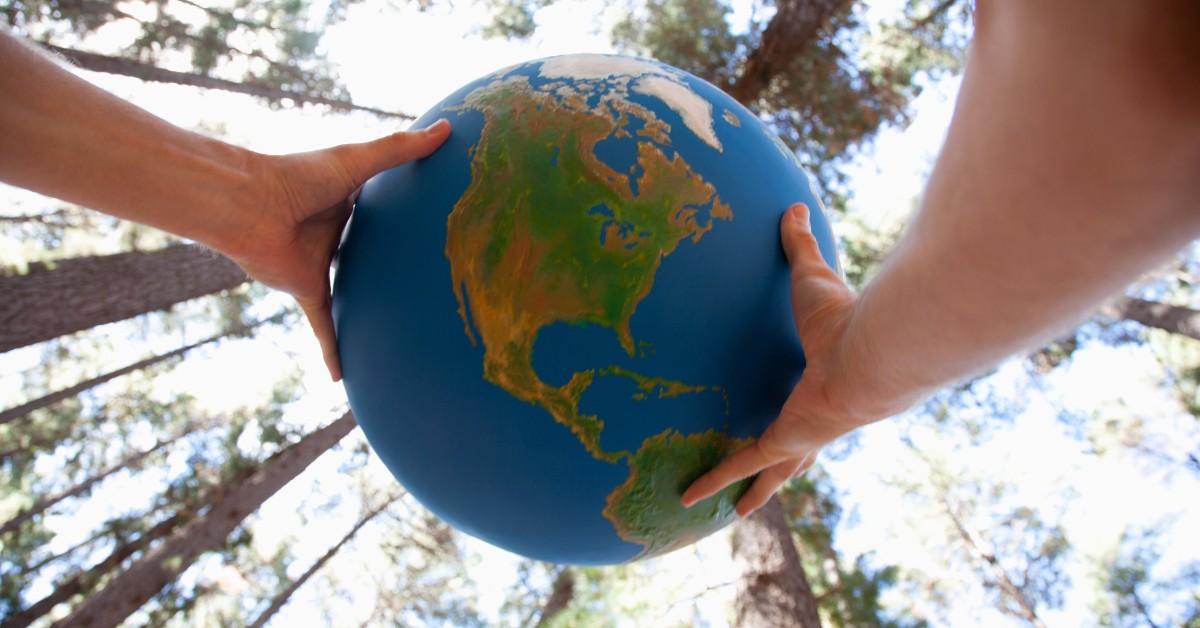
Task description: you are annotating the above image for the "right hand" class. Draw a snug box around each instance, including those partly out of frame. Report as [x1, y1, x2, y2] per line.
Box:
[682, 202, 864, 516]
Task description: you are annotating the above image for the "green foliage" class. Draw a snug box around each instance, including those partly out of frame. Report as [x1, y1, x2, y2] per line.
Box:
[780, 473, 923, 628]
[7, 0, 357, 102]
[615, 0, 969, 202]
[482, 0, 555, 39]
[610, 0, 742, 88]
[1094, 525, 1200, 628]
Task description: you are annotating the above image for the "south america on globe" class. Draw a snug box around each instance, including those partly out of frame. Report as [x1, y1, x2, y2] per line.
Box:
[331, 54, 841, 565]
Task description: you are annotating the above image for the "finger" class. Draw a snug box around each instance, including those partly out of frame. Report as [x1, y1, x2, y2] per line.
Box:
[681, 439, 786, 508]
[300, 295, 342, 382]
[337, 118, 452, 187]
[781, 203, 853, 339]
[792, 451, 818, 477]
[780, 203, 836, 278]
[736, 458, 805, 517]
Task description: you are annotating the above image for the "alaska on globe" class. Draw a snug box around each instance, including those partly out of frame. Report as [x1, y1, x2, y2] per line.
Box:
[331, 54, 841, 565]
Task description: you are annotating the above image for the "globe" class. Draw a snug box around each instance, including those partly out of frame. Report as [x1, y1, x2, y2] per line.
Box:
[332, 54, 840, 565]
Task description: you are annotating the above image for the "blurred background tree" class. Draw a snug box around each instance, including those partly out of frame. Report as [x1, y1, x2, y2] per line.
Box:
[2, 0, 1198, 625]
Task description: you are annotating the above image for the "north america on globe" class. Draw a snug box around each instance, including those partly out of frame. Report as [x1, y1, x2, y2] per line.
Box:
[333, 53, 841, 564]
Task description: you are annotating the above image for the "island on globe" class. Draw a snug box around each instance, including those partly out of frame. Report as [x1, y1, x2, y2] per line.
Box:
[331, 54, 841, 565]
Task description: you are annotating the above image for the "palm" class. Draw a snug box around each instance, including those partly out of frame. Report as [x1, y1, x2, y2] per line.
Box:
[223, 121, 452, 380]
[682, 202, 857, 516]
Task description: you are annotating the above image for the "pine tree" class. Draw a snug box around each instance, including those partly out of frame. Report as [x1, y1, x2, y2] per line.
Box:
[57, 412, 357, 628]
[732, 498, 822, 627]
[0, 422, 199, 536]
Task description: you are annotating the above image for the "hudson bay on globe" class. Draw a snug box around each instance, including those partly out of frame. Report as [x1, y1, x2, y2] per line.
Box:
[331, 54, 841, 565]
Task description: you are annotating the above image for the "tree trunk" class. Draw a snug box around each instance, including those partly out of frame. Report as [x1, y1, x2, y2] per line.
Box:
[247, 494, 398, 628]
[1105, 296, 1200, 342]
[2, 509, 192, 628]
[37, 43, 411, 120]
[535, 568, 576, 628]
[19, 526, 110, 578]
[55, 412, 358, 628]
[731, 498, 822, 628]
[0, 312, 285, 426]
[727, 0, 853, 104]
[0, 245, 247, 353]
[0, 424, 200, 536]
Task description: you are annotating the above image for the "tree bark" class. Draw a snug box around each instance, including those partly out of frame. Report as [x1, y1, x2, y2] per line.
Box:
[731, 498, 822, 628]
[0, 312, 284, 426]
[0, 244, 248, 353]
[55, 412, 358, 628]
[1105, 296, 1200, 342]
[727, 0, 853, 104]
[37, 43, 411, 120]
[247, 494, 398, 628]
[535, 568, 576, 628]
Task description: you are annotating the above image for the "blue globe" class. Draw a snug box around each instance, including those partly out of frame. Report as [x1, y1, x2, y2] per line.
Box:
[332, 54, 840, 565]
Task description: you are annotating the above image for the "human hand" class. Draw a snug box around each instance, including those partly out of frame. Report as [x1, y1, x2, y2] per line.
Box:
[224, 119, 452, 381]
[681, 202, 862, 517]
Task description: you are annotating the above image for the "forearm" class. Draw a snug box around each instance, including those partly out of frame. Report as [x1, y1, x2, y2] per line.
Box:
[832, 1, 1200, 420]
[0, 31, 258, 252]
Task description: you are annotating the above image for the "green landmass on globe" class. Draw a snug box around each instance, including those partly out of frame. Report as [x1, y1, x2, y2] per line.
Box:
[444, 66, 751, 558]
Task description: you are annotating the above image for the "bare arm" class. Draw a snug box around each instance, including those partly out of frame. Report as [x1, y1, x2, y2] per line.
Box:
[0, 31, 450, 378]
[685, 0, 1200, 514]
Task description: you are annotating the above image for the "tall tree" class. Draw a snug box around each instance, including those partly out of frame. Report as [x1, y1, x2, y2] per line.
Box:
[0, 423, 199, 536]
[1, 491, 215, 628]
[246, 493, 400, 628]
[732, 497, 822, 628]
[57, 412, 357, 628]
[0, 310, 288, 426]
[0, 244, 247, 353]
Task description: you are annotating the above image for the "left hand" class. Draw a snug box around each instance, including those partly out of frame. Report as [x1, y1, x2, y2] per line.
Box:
[681, 202, 861, 516]
[222, 119, 451, 381]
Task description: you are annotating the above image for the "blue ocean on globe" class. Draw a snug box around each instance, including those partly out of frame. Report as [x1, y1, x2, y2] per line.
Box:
[332, 54, 840, 565]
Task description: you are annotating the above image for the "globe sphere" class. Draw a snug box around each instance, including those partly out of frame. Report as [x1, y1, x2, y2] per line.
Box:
[332, 54, 840, 565]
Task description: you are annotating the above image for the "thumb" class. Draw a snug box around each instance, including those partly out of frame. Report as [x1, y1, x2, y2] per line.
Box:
[780, 202, 853, 340]
[781, 203, 831, 274]
[336, 119, 452, 187]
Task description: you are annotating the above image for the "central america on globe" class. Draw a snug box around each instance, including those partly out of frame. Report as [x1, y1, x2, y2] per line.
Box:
[331, 53, 841, 565]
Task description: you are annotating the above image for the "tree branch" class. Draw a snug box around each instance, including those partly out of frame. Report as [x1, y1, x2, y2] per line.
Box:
[727, 0, 852, 106]
[37, 43, 412, 119]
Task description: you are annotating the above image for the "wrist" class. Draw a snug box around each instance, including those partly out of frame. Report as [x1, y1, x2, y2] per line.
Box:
[824, 295, 933, 424]
[192, 141, 272, 261]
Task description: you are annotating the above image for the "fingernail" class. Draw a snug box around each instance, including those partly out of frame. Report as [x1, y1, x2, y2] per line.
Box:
[425, 118, 449, 133]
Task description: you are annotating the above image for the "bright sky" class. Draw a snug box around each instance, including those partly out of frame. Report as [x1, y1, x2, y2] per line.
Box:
[2, 0, 1198, 625]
